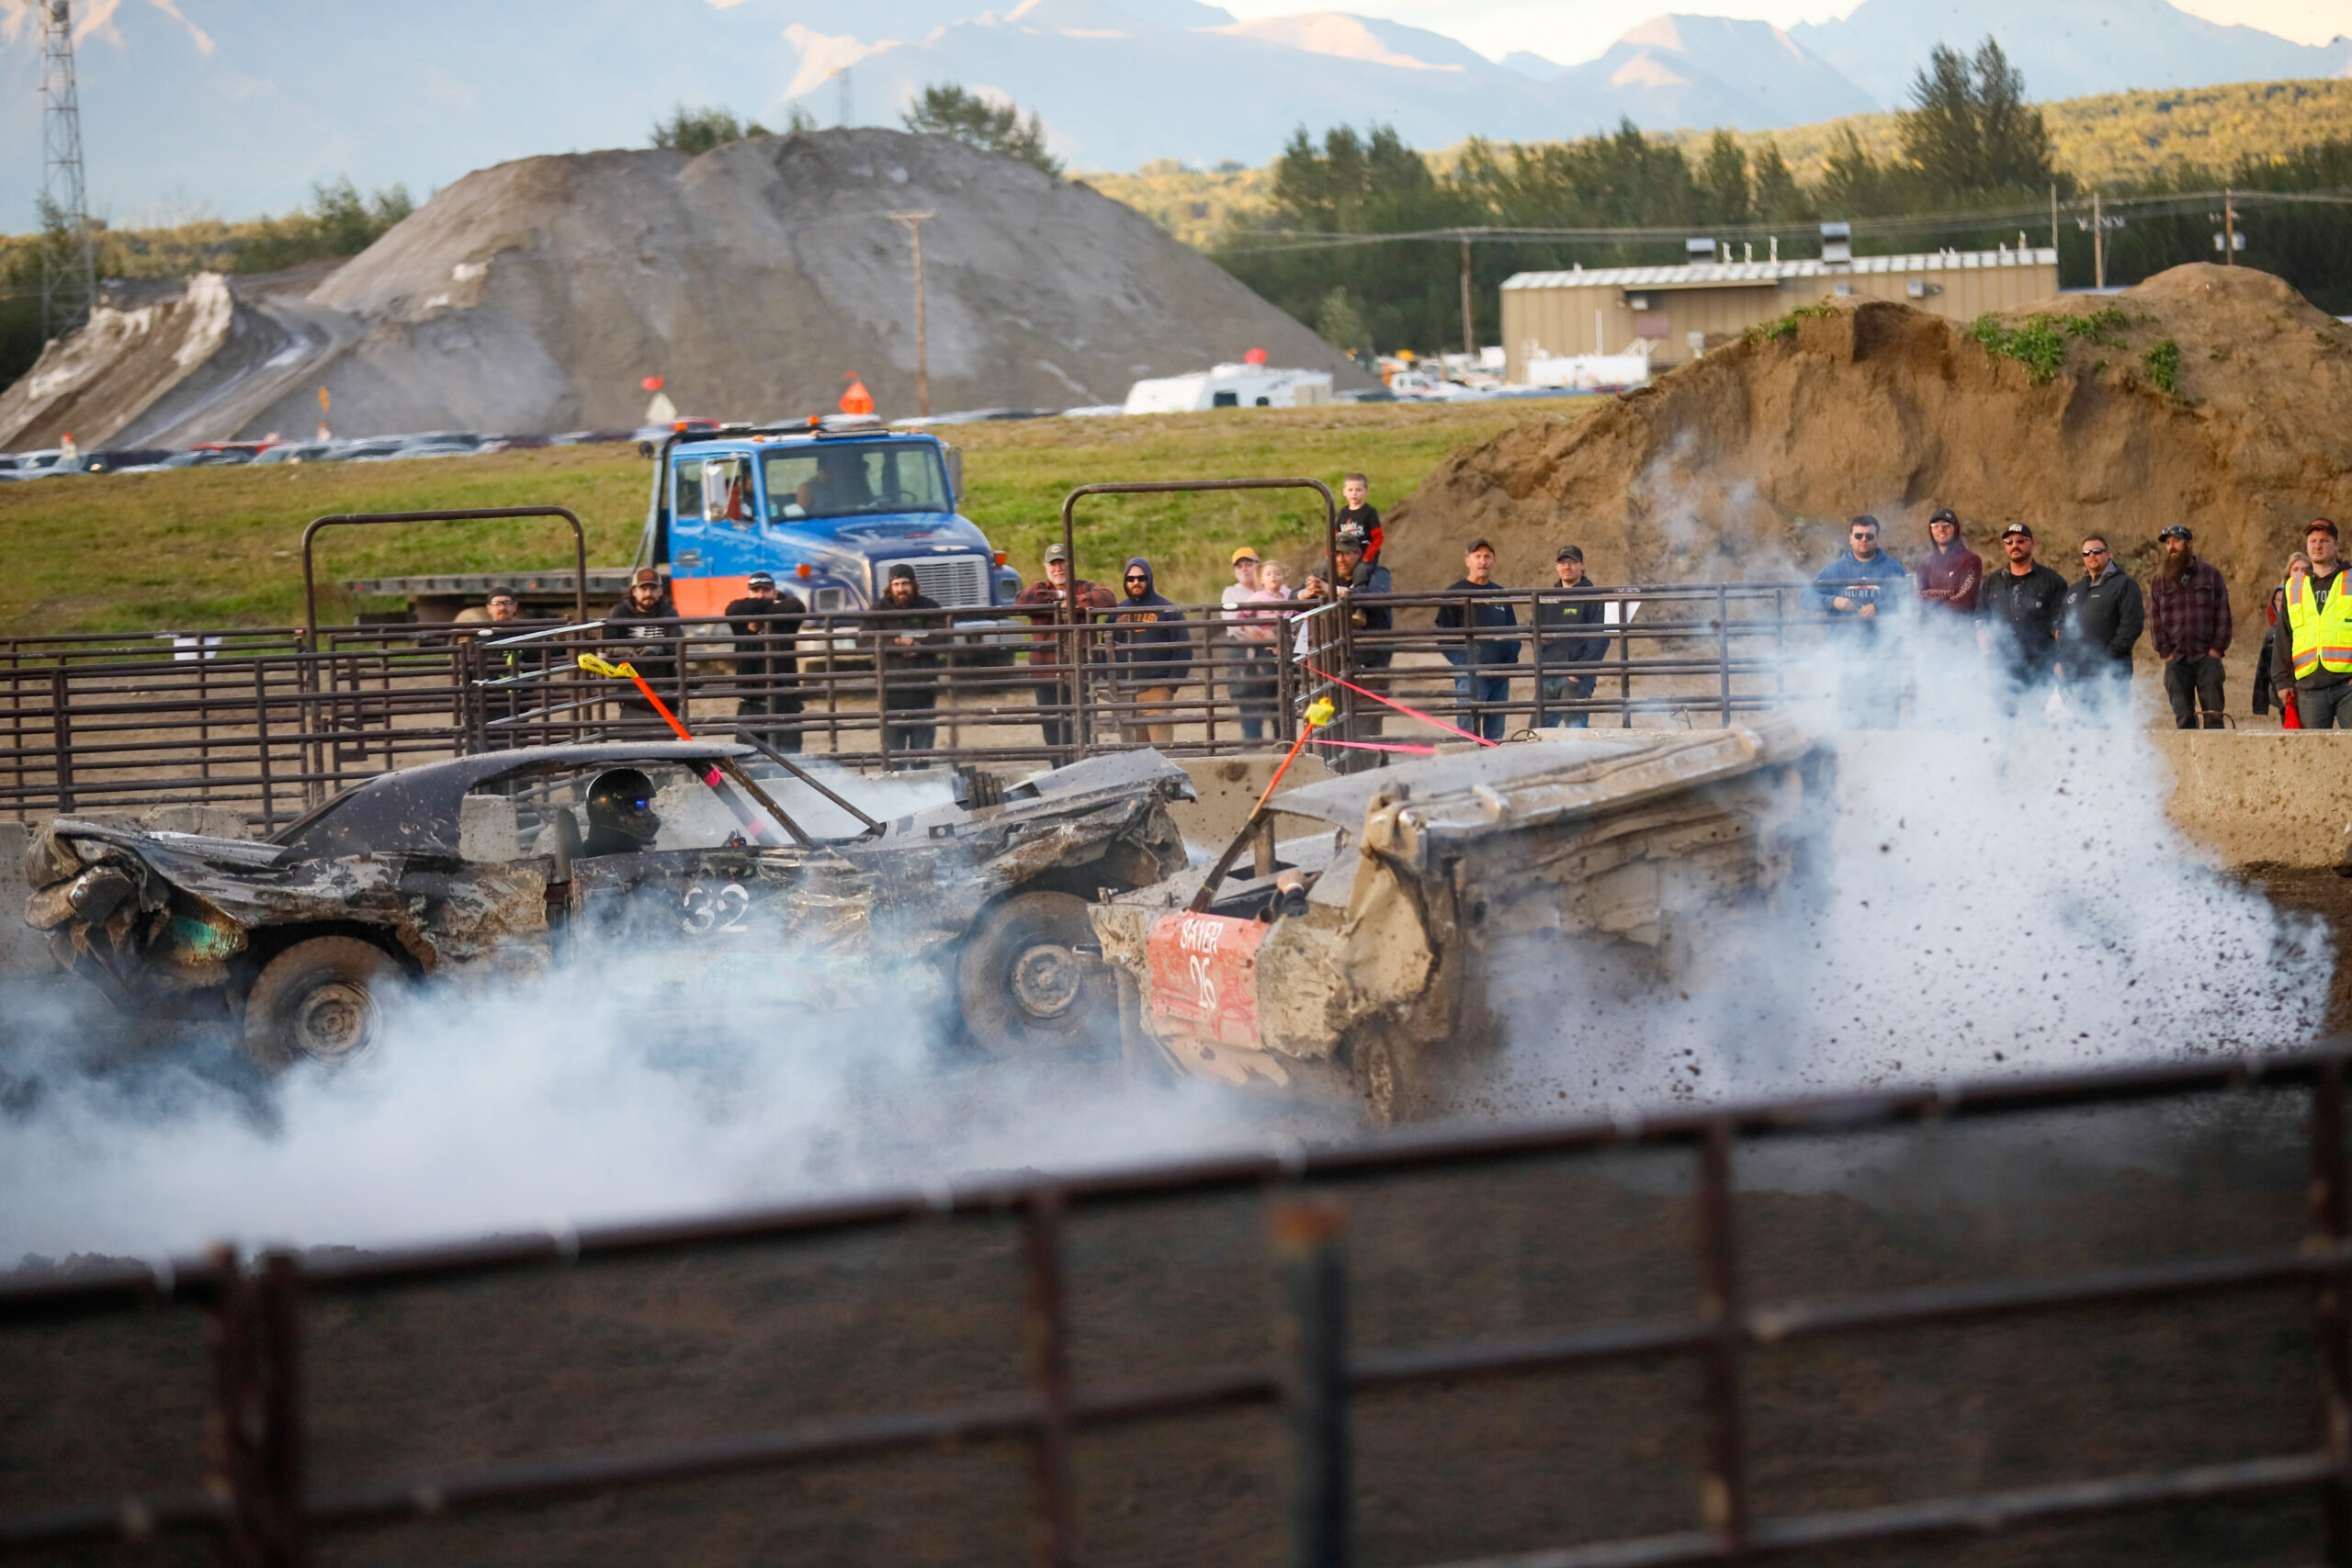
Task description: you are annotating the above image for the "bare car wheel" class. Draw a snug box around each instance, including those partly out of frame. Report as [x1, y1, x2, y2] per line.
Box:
[243, 936, 401, 1070]
[956, 891, 1116, 1058]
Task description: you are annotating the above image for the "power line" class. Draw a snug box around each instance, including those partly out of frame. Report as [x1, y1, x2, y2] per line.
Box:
[1211, 188, 2352, 255]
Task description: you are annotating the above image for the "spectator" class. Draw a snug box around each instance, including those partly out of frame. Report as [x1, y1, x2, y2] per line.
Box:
[2275, 518, 2352, 729]
[1297, 524, 1393, 745]
[2056, 535, 2146, 718]
[725, 570, 808, 751]
[876, 564, 944, 764]
[604, 568, 681, 729]
[1338, 473, 1385, 583]
[1110, 557, 1190, 745]
[2145, 525, 2232, 730]
[1231, 560, 1290, 742]
[1013, 544, 1115, 750]
[1533, 545, 1607, 728]
[1219, 547, 1261, 738]
[1804, 514, 1908, 728]
[453, 590, 522, 628]
[1435, 539, 1521, 742]
[2254, 551, 2312, 728]
[1917, 509, 1982, 615]
[1977, 524, 2067, 713]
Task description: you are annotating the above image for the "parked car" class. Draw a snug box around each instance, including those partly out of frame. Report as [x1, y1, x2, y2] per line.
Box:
[26, 743, 1193, 1069]
[250, 442, 344, 466]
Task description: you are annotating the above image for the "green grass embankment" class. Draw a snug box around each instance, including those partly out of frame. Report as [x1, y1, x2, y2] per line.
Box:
[0, 400, 1592, 636]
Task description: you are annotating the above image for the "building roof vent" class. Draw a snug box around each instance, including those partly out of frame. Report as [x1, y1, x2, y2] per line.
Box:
[1685, 236, 1716, 264]
[1821, 221, 1852, 265]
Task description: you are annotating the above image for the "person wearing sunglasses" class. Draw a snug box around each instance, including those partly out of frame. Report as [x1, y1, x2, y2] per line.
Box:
[1109, 557, 1190, 745]
[2055, 535, 2145, 720]
[1804, 514, 1909, 728]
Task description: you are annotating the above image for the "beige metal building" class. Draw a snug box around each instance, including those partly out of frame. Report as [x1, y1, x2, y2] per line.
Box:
[1499, 241, 2060, 381]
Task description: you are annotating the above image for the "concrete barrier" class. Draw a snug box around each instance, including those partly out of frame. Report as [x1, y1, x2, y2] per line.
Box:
[2149, 730, 2352, 870]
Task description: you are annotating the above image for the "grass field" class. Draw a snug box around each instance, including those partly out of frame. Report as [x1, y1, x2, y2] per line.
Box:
[0, 400, 1594, 636]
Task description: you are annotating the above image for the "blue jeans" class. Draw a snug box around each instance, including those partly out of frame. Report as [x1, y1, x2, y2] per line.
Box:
[1539, 671, 1595, 728]
[1453, 671, 1511, 742]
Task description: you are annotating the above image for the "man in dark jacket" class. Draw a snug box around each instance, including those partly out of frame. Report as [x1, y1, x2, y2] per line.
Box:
[876, 564, 945, 765]
[724, 570, 808, 750]
[604, 567, 681, 732]
[1013, 543, 1117, 751]
[2056, 535, 2146, 718]
[1533, 545, 1607, 728]
[1805, 514, 1909, 728]
[1435, 538, 1521, 742]
[1110, 557, 1190, 744]
[1297, 523, 1393, 746]
[1977, 524, 2067, 715]
[2145, 525, 2232, 729]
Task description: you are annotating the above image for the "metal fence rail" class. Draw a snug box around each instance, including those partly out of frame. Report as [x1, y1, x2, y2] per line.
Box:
[3, 1045, 2347, 1567]
[0, 582, 1871, 823]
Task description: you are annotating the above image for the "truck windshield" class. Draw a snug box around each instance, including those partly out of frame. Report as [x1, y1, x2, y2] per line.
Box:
[762, 443, 950, 521]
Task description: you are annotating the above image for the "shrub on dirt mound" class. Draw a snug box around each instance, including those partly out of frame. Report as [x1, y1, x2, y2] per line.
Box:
[1383, 265, 2352, 620]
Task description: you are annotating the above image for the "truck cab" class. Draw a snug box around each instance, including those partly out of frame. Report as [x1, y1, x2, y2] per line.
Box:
[639, 423, 1022, 622]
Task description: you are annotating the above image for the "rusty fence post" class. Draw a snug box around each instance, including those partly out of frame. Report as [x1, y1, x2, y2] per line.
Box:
[208, 1247, 308, 1568]
[1697, 1120, 1751, 1561]
[1275, 1201, 1351, 1568]
[2312, 1062, 2352, 1564]
[1023, 1189, 1074, 1568]
[254, 660, 277, 836]
[48, 665, 74, 814]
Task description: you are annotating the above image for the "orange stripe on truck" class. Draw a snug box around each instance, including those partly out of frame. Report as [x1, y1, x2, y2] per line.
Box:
[668, 575, 751, 618]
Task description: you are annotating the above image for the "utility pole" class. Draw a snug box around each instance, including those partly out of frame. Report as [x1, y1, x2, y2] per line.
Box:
[2091, 190, 2105, 292]
[39, 0, 98, 344]
[2223, 187, 2236, 265]
[890, 210, 933, 417]
[2048, 183, 2058, 257]
[1458, 234, 1475, 357]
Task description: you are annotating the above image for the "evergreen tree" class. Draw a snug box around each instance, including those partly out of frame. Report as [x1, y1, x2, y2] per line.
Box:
[902, 85, 1062, 175]
[1899, 39, 2058, 198]
[1315, 287, 1375, 360]
[1821, 127, 1888, 215]
[1751, 141, 1806, 223]
[1700, 130, 1750, 225]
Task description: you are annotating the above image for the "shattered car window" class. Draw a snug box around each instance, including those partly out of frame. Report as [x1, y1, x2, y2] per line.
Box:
[468, 764, 772, 858]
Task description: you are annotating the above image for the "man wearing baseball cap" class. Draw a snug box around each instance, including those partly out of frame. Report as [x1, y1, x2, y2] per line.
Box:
[603, 567, 681, 731]
[1533, 545, 1607, 728]
[724, 569, 808, 750]
[1297, 524, 1395, 752]
[2277, 518, 2352, 728]
[2146, 525, 2232, 729]
[1917, 509, 1982, 615]
[1975, 523, 2066, 713]
[1012, 542, 1115, 751]
[1434, 538, 1520, 742]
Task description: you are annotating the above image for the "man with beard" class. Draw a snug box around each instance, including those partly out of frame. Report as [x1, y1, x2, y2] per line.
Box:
[603, 568, 681, 732]
[1977, 524, 2066, 715]
[2146, 524, 2232, 730]
[876, 564, 946, 764]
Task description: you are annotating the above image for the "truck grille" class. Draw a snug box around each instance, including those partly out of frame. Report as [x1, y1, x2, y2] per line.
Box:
[880, 555, 989, 609]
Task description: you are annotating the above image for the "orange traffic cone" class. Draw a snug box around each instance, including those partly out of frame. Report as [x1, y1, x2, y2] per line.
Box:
[840, 373, 875, 416]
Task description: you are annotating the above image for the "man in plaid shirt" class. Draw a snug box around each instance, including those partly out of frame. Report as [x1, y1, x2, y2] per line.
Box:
[2146, 524, 2232, 728]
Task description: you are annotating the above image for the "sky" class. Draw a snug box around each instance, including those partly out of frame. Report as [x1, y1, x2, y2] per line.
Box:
[1207, 0, 2352, 65]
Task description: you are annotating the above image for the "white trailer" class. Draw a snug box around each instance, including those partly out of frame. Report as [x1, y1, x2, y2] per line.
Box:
[1123, 365, 1334, 413]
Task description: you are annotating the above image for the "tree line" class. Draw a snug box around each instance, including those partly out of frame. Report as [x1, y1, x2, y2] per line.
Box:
[1214, 38, 2352, 357]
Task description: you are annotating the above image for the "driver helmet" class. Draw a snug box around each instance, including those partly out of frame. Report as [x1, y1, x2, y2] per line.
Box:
[586, 768, 661, 848]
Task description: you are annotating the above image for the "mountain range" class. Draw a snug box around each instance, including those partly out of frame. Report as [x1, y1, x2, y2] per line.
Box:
[0, 0, 2346, 225]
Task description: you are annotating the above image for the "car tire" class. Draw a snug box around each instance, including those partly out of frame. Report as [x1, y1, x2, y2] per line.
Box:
[243, 936, 402, 1071]
[957, 891, 1116, 1059]
[1353, 1028, 1425, 1128]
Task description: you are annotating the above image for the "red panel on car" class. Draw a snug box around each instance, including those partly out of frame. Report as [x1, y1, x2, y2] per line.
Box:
[1146, 911, 1268, 1047]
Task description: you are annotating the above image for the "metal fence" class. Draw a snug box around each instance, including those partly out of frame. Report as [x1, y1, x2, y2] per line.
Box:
[1, 1045, 2346, 1567]
[0, 582, 1866, 824]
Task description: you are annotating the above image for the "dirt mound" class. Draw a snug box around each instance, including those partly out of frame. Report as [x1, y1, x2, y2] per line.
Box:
[0, 129, 1367, 447]
[1384, 265, 2352, 617]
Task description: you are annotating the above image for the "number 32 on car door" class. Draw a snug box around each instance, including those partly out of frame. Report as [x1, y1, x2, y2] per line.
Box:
[681, 882, 751, 935]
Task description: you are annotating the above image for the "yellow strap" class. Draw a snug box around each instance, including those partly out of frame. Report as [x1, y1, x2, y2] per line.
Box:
[576, 652, 639, 680]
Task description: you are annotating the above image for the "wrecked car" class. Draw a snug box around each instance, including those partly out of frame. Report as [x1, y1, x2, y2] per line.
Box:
[1090, 720, 1820, 1122]
[24, 743, 1191, 1067]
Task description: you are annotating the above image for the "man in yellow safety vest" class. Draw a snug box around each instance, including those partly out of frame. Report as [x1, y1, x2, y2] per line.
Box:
[2278, 518, 2352, 729]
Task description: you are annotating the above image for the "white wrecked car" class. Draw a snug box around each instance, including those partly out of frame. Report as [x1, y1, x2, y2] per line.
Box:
[1090, 720, 1821, 1122]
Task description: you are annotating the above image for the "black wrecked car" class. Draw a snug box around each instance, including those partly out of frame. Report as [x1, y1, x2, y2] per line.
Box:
[23, 743, 1191, 1068]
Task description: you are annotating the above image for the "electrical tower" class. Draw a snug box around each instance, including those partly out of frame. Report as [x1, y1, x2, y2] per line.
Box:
[40, 0, 99, 344]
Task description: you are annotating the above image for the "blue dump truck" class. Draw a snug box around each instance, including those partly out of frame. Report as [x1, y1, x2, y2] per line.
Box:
[637, 421, 1023, 630]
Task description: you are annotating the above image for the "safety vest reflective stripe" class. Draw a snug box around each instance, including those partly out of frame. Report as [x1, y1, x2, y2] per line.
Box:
[2287, 571, 2352, 679]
